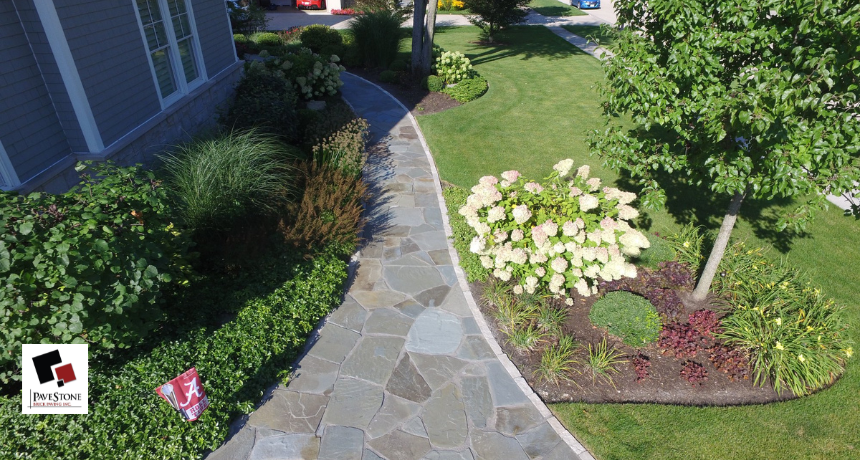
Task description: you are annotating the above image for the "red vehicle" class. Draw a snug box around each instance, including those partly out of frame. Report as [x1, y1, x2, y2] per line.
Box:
[297, 0, 324, 9]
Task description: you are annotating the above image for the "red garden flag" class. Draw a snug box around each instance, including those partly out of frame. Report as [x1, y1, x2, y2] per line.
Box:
[156, 367, 209, 421]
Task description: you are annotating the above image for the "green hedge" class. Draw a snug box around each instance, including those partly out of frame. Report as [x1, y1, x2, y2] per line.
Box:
[0, 162, 192, 385]
[0, 244, 349, 459]
[442, 76, 488, 103]
[442, 186, 489, 282]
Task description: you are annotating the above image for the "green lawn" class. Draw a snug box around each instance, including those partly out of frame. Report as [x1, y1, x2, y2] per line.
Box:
[416, 25, 860, 460]
[562, 24, 616, 48]
[529, 0, 587, 17]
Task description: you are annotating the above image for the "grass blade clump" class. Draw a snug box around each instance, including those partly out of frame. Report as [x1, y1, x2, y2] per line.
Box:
[160, 130, 295, 231]
[348, 9, 406, 68]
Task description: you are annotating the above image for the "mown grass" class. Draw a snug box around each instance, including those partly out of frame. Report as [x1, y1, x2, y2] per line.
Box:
[417, 25, 860, 460]
[529, 0, 588, 17]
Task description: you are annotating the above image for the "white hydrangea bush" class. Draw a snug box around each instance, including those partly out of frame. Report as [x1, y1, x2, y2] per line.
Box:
[433, 50, 475, 84]
[459, 159, 650, 298]
[247, 51, 345, 100]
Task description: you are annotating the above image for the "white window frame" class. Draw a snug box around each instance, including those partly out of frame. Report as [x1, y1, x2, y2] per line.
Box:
[132, 0, 208, 109]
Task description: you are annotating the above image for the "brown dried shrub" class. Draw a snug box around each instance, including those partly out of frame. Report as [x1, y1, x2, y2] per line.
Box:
[281, 162, 366, 251]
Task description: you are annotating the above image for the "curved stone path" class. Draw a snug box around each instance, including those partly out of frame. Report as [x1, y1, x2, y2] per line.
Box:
[208, 73, 593, 460]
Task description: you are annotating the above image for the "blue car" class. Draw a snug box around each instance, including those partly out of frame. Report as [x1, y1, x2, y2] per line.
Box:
[575, 0, 600, 9]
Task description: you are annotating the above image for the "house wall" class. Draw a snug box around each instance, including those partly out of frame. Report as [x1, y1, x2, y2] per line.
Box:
[28, 61, 243, 194]
[10, 0, 88, 153]
[191, 0, 238, 78]
[0, 1, 73, 185]
[54, 0, 162, 148]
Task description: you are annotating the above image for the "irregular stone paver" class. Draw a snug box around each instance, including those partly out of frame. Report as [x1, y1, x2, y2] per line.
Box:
[318, 426, 363, 460]
[208, 72, 589, 460]
[406, 309, 463, 355]
[386, 354, 433, 403]
[368, 430, 432, 460]
[247, 391, 327, 433]
[250, 432, 320, 460]
[339, 336, 404, 384]
[422, 383, 468, 449]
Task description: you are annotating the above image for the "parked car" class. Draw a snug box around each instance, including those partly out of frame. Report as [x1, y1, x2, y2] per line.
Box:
[297, 0, 324, 9]
[575, 0, 600, 9]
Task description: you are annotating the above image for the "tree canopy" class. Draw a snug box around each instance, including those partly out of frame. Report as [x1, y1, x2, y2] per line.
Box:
[590, 0, 860, 300]
[463, 0, 530, 42]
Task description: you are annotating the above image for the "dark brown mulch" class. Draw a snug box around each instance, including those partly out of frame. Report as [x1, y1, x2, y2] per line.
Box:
[473, 281, 800, 406]
[346, 67, 461, 116]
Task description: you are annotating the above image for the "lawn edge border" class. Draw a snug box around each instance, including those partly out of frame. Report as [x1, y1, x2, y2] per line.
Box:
[343, 71, 596, 460]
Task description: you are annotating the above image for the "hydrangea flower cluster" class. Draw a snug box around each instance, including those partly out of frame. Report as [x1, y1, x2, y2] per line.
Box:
[247, 49, 345, 100]
[460, 159, 650, 297]
[433, 50, 476, 84]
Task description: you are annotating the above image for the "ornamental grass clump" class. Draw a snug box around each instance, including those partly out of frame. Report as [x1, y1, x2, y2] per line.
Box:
[460, 159, 650, 298]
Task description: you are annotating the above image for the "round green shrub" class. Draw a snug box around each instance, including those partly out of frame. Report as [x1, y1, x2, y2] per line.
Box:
[442, 75, 488, 103]
[234, 33, 249, 44]
[300, 24, 343, 54]
[589, 291, 662, 347]
[426, 75, 444, 92]
[250, 32, 282, 47]
[319, 43, 346, 60]
[222, 72, 299, 142]
[638, 233, 675, 268]
[388, 59, 408, 72]
[379, 70, 398, 83]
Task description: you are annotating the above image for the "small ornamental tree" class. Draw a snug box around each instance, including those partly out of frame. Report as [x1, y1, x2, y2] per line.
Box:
[463, 0, 529, 43]
[590, 0, 860, 302]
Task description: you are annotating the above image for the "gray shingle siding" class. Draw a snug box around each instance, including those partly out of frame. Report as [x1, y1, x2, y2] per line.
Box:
[54, 0, 162, 147]
[0, 1, 72, 182]
[192, 0, 237, 78]
[13, 0, 88, 153]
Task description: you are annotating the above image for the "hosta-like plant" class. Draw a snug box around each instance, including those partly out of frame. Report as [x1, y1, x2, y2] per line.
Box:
[460, 159, 649, 297]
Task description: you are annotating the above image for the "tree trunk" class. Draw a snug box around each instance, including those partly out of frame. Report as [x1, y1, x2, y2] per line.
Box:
[420, 0, 438, 75]
[690, 188, 748, 302]
[412, 0, 427, 75]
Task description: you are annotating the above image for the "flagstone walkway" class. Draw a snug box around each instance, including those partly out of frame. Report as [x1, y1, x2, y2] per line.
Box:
[207, 74, 593, 459]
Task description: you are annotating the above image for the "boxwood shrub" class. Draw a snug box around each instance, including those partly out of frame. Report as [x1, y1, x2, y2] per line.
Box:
[589, 291, 663, 347]
[0, 243, 350, 459]
[442, 75, 488, 103]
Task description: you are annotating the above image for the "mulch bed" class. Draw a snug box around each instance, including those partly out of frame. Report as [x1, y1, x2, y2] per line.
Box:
[472, 279, 800, 406]
[346, 67, 461, 116]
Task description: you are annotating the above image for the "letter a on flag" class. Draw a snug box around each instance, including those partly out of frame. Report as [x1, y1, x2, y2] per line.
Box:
[156, 368, 210, 421]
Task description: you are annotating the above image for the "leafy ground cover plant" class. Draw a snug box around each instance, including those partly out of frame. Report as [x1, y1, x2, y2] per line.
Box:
[589, 291, 662, 347]
[688, 309, 722, 337]
[0, 162, 191, 386]
[0, 243, 350, 459]
[442, 186, 490, 282]
[680, 360, 708, 386]
[442, 76, 488, 102]
[461, 159, 649, 298]
[658, 321, 706, 359]
[535, 335, 580, 385]
[599, 260, 693, 321]
[708, 343, 750, 382]
[631, 353, 650, 382]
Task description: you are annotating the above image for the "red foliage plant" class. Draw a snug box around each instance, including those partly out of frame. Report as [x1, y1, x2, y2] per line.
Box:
[680, 360, 708, 386]
[631, 354, 651, 383]
[688, 309, 722, 337]
[331, 8, 356, 14]
[708, 343, 750, 381]
[658, 321, 705, 358]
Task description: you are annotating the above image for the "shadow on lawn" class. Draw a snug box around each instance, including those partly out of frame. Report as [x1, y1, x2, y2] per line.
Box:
[437, 26, 585, 65]
[613, 169, 811, 254]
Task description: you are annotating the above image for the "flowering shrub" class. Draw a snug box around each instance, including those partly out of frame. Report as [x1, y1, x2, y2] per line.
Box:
[331, 8, 356, 14]
[438, 0, 465, 10]
[245, 49, 345, 100]
[434, 50, 476, 84]
[460, 159, 650, 297]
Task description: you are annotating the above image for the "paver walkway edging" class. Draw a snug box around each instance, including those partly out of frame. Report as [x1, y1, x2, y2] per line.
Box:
[207, 73, 595, 460]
